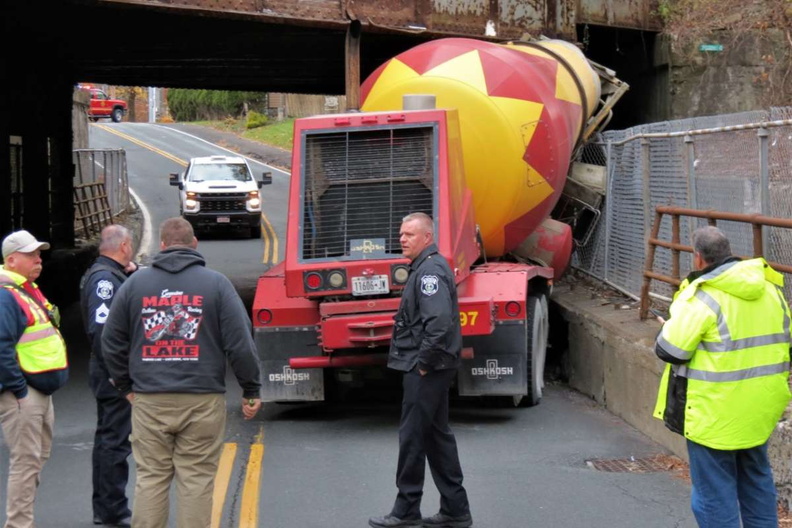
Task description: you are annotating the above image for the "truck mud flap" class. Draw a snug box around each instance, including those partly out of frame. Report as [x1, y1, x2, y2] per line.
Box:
[255, 327, 324, 402]
[457, 320, 527, 397]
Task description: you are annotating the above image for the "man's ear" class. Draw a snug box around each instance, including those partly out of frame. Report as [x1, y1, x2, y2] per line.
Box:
[190, 236, 198, 249]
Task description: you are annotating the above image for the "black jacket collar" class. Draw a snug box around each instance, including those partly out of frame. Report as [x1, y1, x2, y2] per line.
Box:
[410, 243, 439, 271]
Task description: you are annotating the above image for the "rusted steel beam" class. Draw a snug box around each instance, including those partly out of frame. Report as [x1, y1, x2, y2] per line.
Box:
[87, 0, 658, 39]
[639, 208, 663, 320]
[345, 21, 361, 110]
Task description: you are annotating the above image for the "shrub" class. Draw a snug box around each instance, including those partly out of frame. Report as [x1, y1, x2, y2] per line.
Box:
[246, 110, 268, 129]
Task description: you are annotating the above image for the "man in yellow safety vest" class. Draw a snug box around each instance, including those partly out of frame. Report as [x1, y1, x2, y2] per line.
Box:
[654, 225, 791, 527]
[0, 230, 69, 528]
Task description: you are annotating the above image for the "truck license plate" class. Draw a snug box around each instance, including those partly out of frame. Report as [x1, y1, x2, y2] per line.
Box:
[217, 216, 230, 223]
[351, 275, 389, 296]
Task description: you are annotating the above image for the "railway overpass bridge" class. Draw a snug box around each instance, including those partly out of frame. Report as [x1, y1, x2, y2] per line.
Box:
[1, 0, 662, 262]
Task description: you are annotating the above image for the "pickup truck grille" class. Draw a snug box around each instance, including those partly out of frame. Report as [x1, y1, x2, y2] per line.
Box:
[301, 125, 435, 260]
[198, 192, 247, 212]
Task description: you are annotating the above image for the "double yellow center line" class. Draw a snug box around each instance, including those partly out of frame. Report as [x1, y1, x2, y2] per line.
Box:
[212, 426, 266, 528]
[95, 124, 279, 264]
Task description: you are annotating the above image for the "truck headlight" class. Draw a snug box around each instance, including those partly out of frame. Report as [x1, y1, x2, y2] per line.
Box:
[248, 191, 261, 208]
[185, 198, 198, 210]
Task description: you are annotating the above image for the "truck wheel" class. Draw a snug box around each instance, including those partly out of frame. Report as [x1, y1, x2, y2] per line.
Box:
[521, 293, 549, 407]
[111, 108, 123, 123]
[250, 224, 262, 239]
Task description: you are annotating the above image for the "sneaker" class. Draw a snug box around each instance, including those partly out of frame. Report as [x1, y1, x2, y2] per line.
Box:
[369, 514, 423, 527]
[421, 511, 473, 528]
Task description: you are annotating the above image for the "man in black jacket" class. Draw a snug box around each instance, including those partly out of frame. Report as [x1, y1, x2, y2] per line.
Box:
[370, 212, 472, 528]
[80, 224, 137, 528]
[102, 217, 262, 528]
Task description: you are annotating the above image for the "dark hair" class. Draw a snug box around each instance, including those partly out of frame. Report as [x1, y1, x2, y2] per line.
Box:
[692, 226, 732, 265]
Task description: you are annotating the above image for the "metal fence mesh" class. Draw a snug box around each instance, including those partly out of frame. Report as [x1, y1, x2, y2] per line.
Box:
[573, 108, 792, 303]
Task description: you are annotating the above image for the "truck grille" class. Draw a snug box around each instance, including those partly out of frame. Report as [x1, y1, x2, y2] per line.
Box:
[301, 126, 435, 260]
[198, 192, 247, 212]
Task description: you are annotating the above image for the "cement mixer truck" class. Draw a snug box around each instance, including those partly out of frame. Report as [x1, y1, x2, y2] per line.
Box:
[253, 37, 627, 406]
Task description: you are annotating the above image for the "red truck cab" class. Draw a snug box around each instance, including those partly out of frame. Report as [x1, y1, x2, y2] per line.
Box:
[79, 84, 127, 123]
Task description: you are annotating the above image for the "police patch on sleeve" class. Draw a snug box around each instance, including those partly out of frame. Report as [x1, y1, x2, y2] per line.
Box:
[96, 280, 114, 300]
[95, 303, 110, 324]
[420, 275, 439, 296]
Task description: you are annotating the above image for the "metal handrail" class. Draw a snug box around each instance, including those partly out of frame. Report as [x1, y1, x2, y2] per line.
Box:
[639, 206, 792, 320]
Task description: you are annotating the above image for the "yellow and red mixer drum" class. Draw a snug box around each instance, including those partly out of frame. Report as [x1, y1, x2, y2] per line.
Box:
[361, 38, 601, 258]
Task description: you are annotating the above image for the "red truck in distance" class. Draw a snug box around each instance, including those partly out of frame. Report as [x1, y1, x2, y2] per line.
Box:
[78, 84, 127, 123]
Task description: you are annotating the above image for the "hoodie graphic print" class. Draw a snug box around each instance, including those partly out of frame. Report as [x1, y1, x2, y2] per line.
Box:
[141, 290, 204, 361]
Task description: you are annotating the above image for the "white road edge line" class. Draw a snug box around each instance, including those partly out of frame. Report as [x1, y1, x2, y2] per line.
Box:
[155, 124, 287, 174]
[129, 187, 152, 262]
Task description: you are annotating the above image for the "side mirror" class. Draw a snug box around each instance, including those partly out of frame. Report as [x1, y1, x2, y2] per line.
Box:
[169, 173, 183, 190]
[258, 171, 273, 188]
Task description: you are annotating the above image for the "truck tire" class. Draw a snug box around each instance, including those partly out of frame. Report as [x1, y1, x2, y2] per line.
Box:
[111, 108, 123, 123]
[250, 223, 262, 239]
[521, 293, 549, 407]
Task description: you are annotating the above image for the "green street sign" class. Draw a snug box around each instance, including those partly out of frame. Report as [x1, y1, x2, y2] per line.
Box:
[699, 44, 724, 52]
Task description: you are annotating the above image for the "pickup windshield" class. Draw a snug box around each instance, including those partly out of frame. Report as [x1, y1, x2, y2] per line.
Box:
[190, 163, 251, 182]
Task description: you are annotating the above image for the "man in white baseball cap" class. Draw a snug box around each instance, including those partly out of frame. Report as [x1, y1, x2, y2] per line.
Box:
[2, 229, 51, 261]
[0, 229, 68, 527]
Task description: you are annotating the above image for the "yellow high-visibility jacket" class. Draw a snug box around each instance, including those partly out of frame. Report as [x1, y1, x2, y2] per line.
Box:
[654, 258, 791, 450]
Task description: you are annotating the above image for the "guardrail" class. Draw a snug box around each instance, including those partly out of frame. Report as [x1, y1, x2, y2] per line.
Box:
[639, 205, 792, 320]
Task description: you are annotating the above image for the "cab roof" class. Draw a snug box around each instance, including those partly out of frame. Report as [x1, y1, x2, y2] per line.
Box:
[190, 155, 247, 165]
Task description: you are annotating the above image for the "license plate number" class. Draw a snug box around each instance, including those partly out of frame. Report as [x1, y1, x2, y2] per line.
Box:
[351, 275, 389, 296]
[217, 216, 230, 223]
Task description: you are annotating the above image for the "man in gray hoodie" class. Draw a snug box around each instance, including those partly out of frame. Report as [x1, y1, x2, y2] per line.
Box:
[102, 217, 262, 528]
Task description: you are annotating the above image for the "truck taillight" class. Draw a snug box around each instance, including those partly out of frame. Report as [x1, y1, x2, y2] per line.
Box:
[257, 309, 273, 325]
[505, 301, 522, 317]
[305, 272, 323, 290]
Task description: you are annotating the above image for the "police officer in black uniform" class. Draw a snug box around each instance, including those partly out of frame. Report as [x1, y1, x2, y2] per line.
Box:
[370, 212, 472, 528]
[80, 225, 137, 528]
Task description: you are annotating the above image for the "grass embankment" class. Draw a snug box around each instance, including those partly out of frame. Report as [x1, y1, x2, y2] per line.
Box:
[192, 118, 294, 150]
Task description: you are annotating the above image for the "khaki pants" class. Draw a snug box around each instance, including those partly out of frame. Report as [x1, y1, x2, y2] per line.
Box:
[130, 393, 226, 528]
[0, 387, 54, 528]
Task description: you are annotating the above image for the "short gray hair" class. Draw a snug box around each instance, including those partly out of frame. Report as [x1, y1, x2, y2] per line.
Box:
[692, 226, 732, 265]
[402, 212, 434, 235]
[99, 225, 131, 253]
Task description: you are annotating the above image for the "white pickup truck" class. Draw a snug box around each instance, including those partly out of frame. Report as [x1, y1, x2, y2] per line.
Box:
[169, 155, 272, 238]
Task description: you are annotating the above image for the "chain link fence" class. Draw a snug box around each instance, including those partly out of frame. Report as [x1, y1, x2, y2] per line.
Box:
[574, 108, 792, 303]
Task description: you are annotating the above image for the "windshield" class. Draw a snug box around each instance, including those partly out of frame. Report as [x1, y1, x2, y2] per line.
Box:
[189, 163, 251, 182]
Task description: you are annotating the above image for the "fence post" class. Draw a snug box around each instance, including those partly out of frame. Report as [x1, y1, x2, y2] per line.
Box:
[604, 140, 613, 282]
[758, 126, 769, 253]
[642, 138, 651, 244]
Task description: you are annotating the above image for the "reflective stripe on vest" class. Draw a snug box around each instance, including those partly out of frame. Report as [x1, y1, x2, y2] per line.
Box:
[693, 288, 791, 353]
[0, 284, 67, 374]
[675, 361, 789, 382]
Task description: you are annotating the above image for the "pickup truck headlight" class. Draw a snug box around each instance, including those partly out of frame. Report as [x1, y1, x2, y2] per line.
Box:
[185, 192, 198, 210]
[247, 191, 261, 209]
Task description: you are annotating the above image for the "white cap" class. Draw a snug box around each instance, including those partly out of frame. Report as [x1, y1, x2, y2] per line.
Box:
[2, 230, 50, 260]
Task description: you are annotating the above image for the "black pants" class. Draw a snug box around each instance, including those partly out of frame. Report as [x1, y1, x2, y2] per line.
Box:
[392, 368, 469, 520]
[89, 357, 132, 522]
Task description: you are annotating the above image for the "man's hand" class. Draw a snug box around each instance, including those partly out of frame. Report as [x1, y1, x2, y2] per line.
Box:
[125, 392, 135, 404]
[418, 369, 427, 376]
[124, 261, 138, 274]
[242, 398, 261, 420]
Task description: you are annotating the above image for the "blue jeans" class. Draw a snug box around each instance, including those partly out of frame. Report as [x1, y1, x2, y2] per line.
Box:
[687, 439, 778, 528]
